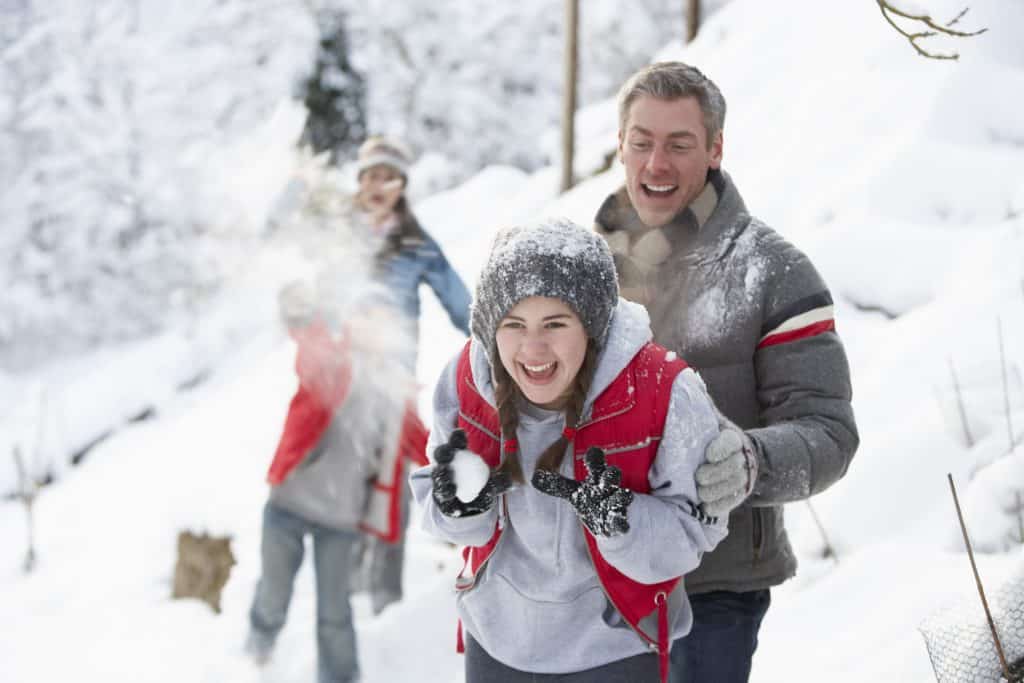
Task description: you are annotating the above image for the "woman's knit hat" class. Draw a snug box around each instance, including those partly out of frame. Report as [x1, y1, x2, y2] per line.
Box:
[471, 218, 620, 362]
[356, 135, 412, 178]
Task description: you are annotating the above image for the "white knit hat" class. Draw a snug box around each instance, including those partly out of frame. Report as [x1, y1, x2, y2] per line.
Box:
[356, 135, 412, 178]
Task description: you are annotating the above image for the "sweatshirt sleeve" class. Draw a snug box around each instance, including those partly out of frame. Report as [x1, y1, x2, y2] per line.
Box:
[594, 368, 728, 584]
[408, 352, 498, 547]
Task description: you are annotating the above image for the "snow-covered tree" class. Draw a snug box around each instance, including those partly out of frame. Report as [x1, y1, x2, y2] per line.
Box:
[0, 0, 735, 369]
[0, 0, 315, 369]
[344, 0, 729, 176]
[298, 8, 366, 160]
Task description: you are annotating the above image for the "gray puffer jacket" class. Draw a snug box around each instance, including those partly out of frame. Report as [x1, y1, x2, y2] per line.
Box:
[594, 168, 859, 593]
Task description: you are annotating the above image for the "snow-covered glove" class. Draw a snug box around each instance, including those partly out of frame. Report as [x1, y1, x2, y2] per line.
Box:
[431, 429, 511, 518]
[696, 421, 758, 519]
[531, 447, 634, 538]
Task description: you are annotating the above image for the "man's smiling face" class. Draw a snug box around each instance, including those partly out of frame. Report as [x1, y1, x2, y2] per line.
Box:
[618, 94, 723, 228]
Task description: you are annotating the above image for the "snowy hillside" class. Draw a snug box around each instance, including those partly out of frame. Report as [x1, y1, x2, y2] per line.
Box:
[3, 1, 1024, 682]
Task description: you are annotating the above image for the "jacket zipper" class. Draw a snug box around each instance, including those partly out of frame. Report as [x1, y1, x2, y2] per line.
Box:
[580, 523, 660, 652]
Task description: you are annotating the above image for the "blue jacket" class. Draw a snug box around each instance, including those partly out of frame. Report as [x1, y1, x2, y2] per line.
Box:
[375, 213, 471, 342]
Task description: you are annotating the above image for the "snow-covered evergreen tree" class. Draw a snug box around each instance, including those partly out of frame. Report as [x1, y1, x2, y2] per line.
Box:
[298, 9, 366, 161]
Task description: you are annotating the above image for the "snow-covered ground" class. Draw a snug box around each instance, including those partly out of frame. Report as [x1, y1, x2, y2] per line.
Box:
[3, 1, 1024, 681]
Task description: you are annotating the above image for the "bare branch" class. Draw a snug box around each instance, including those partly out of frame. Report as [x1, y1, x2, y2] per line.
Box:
[1017, 491, 1023, 546]
[946, 7, 969, 28]
[12, 446, 38, 573]
[805, 500, 839, 564]
[997, 317, 1017, 458]
[876, 1, 988, 61]
[949, 357, 974, 448]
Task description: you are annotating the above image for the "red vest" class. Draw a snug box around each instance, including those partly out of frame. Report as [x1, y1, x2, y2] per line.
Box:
[454, 340, 688, 682]
[267, 320, 428, 543]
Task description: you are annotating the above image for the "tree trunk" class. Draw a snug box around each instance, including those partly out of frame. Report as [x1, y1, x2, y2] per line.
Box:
[686, 0, 701, 43]
[561, 0, 579, 193]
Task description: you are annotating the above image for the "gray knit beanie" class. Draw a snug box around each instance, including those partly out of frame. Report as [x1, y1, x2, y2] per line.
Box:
[471, 218, 619, 362]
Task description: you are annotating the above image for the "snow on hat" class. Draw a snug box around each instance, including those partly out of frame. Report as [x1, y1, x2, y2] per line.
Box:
[356, 135, 412, 178]
[471, 217, 619, 362]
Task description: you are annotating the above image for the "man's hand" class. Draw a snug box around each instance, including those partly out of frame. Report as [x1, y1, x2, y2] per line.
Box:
[431, 429, 510, 518]
[696, 423, 758, 519]
[532, 447, 633, 538]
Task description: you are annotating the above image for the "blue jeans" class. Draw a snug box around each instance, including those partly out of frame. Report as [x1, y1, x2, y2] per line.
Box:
[248, 502, 361, 683]
[669, 589, 771, 683]
[359, 476, 410, 615]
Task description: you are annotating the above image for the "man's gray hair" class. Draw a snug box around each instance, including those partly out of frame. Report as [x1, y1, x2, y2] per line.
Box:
[617, 61, 727, 148]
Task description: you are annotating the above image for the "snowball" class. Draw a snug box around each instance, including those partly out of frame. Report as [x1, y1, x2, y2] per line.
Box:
[450, 450, 491, 503]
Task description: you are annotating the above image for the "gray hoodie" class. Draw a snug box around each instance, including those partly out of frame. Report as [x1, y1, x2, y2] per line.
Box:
[410, 300, 726, 674]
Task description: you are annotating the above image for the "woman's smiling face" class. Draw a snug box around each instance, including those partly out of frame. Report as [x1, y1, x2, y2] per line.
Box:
[495, 296, 588, 410]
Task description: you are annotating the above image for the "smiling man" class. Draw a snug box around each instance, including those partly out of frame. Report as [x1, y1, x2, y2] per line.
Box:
[594, 62, 859, 683]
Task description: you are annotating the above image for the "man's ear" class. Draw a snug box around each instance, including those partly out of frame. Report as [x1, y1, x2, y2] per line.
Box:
[616, 129, 625, 164]
[709, 131, 724, 169]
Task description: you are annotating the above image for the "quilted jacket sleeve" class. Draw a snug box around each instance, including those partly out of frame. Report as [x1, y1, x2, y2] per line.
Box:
[746, 233, 859, 505]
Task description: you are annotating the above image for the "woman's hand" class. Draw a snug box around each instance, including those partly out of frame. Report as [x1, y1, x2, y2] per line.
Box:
[431, 429, 511, 518]
[532, 447, 633, 537]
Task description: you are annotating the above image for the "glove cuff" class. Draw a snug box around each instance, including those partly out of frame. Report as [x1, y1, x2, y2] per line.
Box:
[741, 433, 758, 497]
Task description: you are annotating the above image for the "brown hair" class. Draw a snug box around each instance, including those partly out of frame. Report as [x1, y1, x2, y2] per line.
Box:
[617, 61, 726, 151]
[492, 342, 599, 483]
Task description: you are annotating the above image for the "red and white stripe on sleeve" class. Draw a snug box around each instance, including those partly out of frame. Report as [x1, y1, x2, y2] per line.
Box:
[757, 293, 836, 350]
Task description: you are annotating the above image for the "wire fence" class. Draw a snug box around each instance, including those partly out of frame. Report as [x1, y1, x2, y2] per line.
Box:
[920, 563, 1024, 682]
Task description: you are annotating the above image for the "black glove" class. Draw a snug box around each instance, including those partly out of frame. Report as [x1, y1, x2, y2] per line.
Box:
[431, 429, 511, 518]
[531, 446, 634, 537]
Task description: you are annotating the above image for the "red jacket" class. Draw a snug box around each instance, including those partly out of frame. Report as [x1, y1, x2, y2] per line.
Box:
[453, 340, 687, 682]
[267, 320, 428, 542]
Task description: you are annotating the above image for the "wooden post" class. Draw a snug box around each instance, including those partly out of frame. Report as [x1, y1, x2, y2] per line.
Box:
[560, 0, 579, 193]
[686, 0, 701, 43]
[948, 474, 1013, 680]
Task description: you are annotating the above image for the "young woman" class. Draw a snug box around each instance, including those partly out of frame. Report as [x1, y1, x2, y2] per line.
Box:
[410, 218, 736, 683]
[350, 136, 471, 348]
